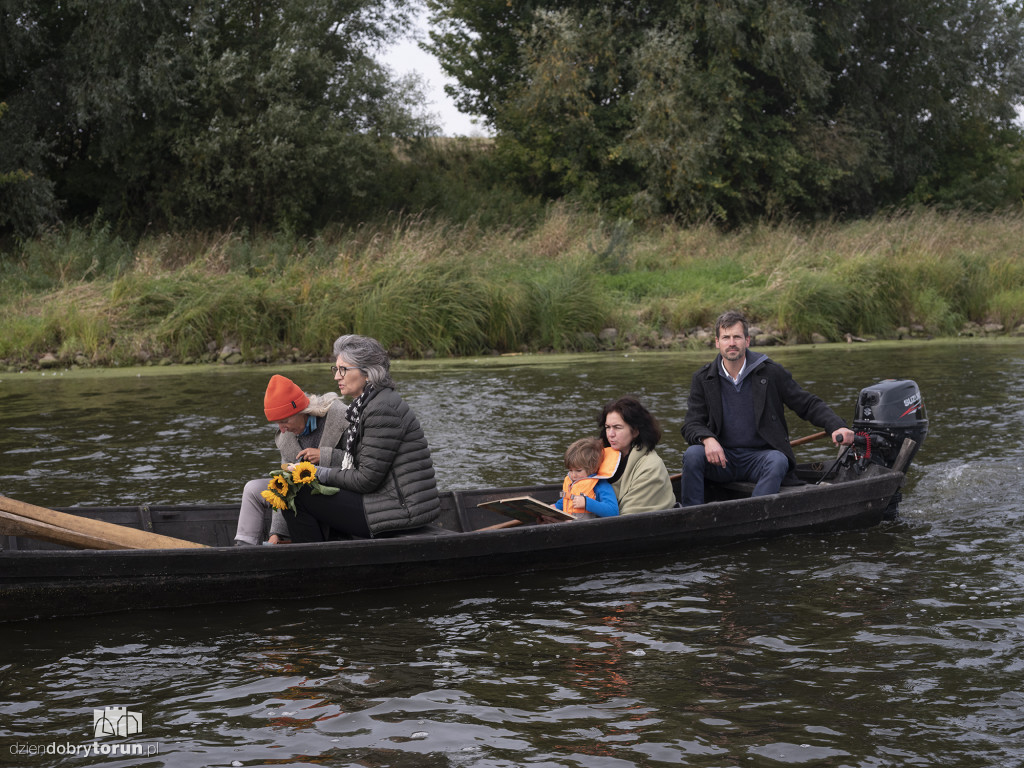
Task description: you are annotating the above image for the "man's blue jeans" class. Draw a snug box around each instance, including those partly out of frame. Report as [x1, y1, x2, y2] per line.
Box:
[681, 444, 789, 507]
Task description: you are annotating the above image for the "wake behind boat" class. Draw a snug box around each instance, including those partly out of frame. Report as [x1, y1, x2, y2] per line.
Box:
[0, 380, 928, 623]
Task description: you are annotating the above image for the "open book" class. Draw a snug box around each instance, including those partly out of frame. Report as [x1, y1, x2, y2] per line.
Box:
[477, 496, 575, 524]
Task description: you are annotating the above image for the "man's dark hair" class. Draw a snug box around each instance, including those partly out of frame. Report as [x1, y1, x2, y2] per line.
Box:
[715, 310, 750, 338]
[596, 395, 662, 452]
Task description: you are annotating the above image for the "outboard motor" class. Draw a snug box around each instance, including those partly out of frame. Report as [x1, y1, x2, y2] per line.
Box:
[850, 378, 928, 471]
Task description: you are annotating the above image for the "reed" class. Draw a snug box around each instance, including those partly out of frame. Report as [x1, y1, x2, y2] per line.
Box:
[990, 288, 1024, 329]
[0, 313, 51, 360]
[527, 259, 610, 350]
[12, 219, 132, 287]
[1, 207, 1022, 368]
[354, 263, 490, 357]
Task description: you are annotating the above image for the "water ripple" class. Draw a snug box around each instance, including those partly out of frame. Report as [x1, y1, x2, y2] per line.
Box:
[4, 346, 1024, 766]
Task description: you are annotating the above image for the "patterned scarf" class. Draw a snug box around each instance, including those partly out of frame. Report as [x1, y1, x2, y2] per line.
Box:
[340, 383, 374, 470]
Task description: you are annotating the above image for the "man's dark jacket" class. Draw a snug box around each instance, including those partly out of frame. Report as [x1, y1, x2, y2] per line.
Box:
[681, 351, 848, 469]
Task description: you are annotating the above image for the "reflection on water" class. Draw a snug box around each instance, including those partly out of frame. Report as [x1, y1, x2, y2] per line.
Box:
[2, 339, 1024, 767]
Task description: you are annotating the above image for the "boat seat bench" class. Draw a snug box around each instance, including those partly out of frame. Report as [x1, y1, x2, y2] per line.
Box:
[713, 481, 809, 498]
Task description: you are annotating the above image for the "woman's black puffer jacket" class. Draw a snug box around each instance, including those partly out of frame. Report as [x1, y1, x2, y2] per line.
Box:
[317, 387, 440, 535]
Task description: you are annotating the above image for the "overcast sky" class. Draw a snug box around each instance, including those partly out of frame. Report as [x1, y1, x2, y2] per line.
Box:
[384, 17, 491, 137]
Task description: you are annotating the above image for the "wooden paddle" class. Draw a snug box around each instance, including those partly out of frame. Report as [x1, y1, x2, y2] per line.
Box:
[476, 519, 524, 532]
[0, 496, 207, 550]
[790, 430, 828, 446]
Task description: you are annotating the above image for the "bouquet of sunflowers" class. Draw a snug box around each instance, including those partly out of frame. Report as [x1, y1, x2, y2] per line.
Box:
[261, 461, 339, 513]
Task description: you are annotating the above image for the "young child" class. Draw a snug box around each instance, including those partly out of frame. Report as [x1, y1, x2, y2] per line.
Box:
[554, 436, 621, 520]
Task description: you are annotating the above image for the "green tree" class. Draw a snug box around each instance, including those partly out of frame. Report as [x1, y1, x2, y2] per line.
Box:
[0, 0, 67, 235]
[0, 0, 435, 235]
[428, 0, 1024, 222]
[0, 101, 58, 235]
[625, 2, 836, 221]
[821, 0, 1024, 213]
[492, 8, 640, 204]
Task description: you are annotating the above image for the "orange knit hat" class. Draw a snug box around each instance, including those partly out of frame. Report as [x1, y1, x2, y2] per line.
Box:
[263, 375, 310, 421]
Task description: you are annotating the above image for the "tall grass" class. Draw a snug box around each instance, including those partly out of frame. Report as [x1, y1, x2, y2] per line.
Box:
[527, 259, 609, 350]
[355, 264, 490, 356]
[9, 218, 132, 288]
[1, 207, 1022, 367]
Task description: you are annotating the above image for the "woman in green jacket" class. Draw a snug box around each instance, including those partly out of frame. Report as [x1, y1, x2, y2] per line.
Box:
[597, 396, 677, 514]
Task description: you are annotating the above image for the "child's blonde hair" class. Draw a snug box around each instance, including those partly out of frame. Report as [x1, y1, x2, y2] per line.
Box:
[564, 436, 604, 474]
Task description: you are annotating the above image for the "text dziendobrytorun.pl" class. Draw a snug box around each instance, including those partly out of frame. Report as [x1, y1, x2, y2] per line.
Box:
[10, 742, 160, 758]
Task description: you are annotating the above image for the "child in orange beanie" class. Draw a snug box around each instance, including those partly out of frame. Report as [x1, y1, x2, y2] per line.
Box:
[234, 375, 347, 545]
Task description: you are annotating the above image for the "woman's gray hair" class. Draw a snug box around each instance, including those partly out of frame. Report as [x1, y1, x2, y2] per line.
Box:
[332, 334, 395, 389]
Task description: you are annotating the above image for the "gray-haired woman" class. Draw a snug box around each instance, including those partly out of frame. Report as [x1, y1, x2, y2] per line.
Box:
[283, 334, 441, 541]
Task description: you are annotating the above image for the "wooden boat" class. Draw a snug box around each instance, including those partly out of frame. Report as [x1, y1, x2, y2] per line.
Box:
[0, 447, 919, 623]
[0, 380, 929, 623]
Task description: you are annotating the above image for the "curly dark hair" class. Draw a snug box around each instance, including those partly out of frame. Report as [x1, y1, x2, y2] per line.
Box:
[596, 395, 662, 452]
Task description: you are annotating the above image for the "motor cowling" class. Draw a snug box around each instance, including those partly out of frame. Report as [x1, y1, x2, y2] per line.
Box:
[851, 379, 928, 470]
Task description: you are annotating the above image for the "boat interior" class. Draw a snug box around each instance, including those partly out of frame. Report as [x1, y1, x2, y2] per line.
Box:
[0, 460, 863, 552]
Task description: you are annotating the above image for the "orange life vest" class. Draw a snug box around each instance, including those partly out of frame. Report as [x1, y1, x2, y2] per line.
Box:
[560, 448, 622, 516]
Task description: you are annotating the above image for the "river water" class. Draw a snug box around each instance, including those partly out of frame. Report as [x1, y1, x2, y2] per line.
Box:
[2, 339, 1023, 767]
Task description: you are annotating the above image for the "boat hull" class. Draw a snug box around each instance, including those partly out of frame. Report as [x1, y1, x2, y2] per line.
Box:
[0, 465, 904, 622]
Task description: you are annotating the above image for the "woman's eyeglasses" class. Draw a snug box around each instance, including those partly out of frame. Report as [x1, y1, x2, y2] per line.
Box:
[330, 365, 364, 376]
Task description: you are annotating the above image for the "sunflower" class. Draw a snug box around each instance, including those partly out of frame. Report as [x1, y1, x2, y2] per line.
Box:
[260, 489, 288, 511]
[292, 461, 317, 485]
[261, 463, 339, 514]
[268, 474, 290, 496]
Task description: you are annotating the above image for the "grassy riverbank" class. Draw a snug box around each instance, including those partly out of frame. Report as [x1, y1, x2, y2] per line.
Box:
[2, 207, 1023, 370]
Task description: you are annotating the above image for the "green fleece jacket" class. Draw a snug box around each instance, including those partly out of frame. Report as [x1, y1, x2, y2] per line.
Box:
[612, 445, 676, 514]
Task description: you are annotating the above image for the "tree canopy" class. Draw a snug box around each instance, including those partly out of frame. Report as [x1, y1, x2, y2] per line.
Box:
[0, 0, 434, 235]
[4, 0, 1023, 236]
[427, 0, 1024, 222]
